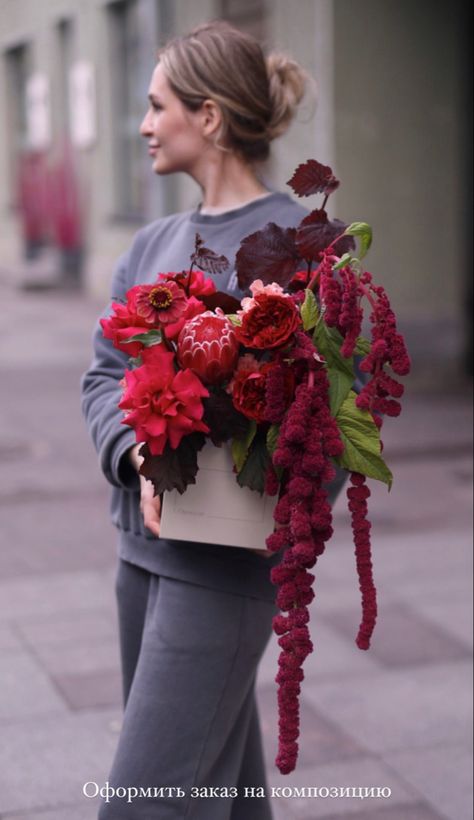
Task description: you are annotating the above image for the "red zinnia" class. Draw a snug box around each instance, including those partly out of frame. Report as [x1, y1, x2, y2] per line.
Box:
[135, 280, 188, 326]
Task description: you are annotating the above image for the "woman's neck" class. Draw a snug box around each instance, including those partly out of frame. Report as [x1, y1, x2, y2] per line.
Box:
[190, 151, 269, 212]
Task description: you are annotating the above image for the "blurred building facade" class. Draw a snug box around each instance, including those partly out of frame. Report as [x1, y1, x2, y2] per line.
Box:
[0, 0, 471, 381]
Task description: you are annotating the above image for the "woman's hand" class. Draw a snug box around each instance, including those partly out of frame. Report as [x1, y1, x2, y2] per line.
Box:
[129, 444, 161, 537]
[249, 547, 274, 559]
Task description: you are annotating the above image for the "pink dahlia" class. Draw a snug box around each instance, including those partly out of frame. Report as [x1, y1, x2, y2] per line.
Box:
[118, 347, 209, 456]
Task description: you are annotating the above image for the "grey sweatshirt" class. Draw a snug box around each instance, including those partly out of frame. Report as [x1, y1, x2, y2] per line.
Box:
[80, 192, 346, 601]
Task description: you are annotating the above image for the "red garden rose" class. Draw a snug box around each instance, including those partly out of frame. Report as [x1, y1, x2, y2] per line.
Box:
[229, 355, 276, 423]
[118, 347, 209, 456]
[235, 291, 301, 349]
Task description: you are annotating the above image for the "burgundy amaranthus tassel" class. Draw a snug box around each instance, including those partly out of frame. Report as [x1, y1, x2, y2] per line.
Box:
[347, 472, 377, 649]
[357, 274, 411, 415]
[266, 370, 344, 774]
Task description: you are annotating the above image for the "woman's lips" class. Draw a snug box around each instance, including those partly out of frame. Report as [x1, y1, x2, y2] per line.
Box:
[148, 146, 159, 156]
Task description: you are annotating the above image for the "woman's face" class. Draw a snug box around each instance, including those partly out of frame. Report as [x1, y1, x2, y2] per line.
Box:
[140, 63, 209, 175]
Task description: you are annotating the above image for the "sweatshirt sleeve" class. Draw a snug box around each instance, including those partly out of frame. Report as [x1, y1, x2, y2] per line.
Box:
[80, 249, 140, 491]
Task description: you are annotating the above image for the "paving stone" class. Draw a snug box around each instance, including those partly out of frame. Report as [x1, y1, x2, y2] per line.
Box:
[0, 649, 67, 720]
[0, 623, 21, 650]
[324, 601, 471, 667]
[15, 608, 117, 647]
[303, 661, 472, 755]
[384, 743, 473, 820]
[52, 668, 122, 710]
[0, 709, 119, 814]
[314, 803, 444, 820]
[266, 756, 419, 818]
[258, 685, 365, 769]
[33, 638, 120, 677]
[0, 569, 116, 621]
[406, 596, 473, 649]
[0, 496, 117, 579]
[1, 802, 99, 820]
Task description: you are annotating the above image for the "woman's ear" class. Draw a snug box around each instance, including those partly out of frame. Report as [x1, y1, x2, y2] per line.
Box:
[200, 99, 223, 138]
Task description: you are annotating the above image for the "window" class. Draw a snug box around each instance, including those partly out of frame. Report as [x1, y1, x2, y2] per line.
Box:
[219, 0, 267, 40]
[3, 43, 30, 205]
[107, 0, 147, 219]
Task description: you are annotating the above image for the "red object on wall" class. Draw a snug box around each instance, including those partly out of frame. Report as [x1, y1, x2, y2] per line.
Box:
[49, 144, 82, 250]
[17, 152, 50, 245]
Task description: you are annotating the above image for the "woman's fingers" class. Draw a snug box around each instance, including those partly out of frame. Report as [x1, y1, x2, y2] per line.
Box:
[139, 477, 161, 537]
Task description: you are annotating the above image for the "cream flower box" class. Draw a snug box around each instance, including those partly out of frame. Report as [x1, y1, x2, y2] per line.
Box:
[159, 441, 277, 549]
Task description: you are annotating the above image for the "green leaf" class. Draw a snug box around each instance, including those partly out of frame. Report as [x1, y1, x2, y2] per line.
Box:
[332, 252, 354, 271]
[335, 391, 393, 487]
[138, 434, 206, 495]
[227, 314, 242, 326]
[236, 434, 270, 494]
[266, 424, 280, 456]
[300, 288, 319, 331]
[127, 355, 143, 369]
[327, 367, 354, 416]
[354, 336, 371, 356]
[313, 320, 354, 375]
[343, 222, 372, 259]
[231, 421, 257, 472]
[123, 329, 163, 347]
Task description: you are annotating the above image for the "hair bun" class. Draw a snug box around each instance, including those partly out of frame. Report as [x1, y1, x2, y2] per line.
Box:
[265, 52, 307, 140]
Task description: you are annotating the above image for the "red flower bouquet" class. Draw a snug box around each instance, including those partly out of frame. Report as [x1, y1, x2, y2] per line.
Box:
[101, 160, 410, 774]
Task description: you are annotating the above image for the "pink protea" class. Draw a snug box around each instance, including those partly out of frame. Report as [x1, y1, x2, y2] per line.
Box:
[177, 309, 239, 384]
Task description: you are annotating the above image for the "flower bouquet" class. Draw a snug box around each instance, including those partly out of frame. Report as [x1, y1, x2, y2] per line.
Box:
[101, 159, 410, 774]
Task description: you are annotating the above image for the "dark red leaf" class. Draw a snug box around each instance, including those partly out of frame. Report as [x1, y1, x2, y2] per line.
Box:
[236, 223, 301, 291]
[296, 209, 355, 260]
[200, 291, 241, 314]
[203, 389, 250, 445]
[138, 433, 206, 495]
[287, 159, 340, 197]
[191, 233, 229, 275]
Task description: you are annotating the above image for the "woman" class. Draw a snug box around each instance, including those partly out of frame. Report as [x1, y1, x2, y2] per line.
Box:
[82, 21, 335, 820]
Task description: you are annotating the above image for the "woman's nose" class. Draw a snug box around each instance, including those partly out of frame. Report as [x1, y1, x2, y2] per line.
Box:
[140, 111, 152, 136]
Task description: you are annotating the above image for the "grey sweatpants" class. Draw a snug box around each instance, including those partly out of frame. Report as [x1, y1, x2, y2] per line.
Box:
[98, 559, 278, 819]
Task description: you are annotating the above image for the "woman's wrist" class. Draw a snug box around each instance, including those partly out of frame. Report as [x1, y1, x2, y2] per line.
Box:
[129, 443, 144, 472]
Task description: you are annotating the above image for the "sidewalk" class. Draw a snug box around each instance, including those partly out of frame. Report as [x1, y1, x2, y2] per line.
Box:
[0, 269, 472, 820]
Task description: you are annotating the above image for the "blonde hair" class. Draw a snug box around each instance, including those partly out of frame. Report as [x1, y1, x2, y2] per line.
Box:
[157, 21, 308, 162]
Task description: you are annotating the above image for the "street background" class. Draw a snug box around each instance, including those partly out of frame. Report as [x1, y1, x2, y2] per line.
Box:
[0, 259, 472, 820]
[0, 0, 472, 818]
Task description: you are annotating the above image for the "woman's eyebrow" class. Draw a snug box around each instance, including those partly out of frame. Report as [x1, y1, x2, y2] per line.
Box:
[148, 93, 162, 104]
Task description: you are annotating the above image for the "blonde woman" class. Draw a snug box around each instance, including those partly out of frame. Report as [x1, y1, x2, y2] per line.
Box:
[82, 21, 338, 820]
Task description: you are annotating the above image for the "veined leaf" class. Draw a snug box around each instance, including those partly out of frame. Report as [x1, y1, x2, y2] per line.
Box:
[332, 252, 354, 271]
[313, 320, 354, 376]
[231, 421, 257, 472]
[266, 424, 280, 456]
[344, 222, 373, 259]
[354, 336, 371, 356]
[122, 329, 162, 347]
[236, 434, 270, 494]
[328, 367, 354, 416]
[335, 391, 392, 487]
[287, 159, 340, 197]
[227, 314, 242, 326]
[138, 434, 206, 496]
[301, 289, 319, 331]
